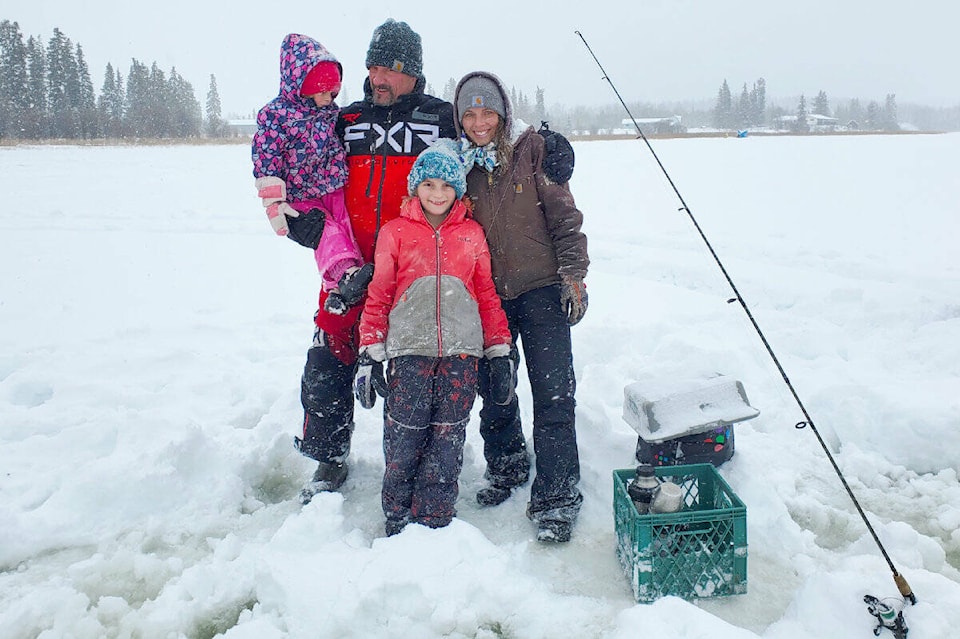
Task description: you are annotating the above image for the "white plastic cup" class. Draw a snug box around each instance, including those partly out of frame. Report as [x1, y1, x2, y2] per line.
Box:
[650, 480, 683, 513]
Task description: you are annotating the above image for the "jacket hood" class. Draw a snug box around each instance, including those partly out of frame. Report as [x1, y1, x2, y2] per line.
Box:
[453, 71, 513, 141]
[278, 34, 341, 102]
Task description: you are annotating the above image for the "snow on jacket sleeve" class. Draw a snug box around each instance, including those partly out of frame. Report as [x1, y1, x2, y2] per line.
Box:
[531, 134, 590, 281]
[469, 221, 512, 348]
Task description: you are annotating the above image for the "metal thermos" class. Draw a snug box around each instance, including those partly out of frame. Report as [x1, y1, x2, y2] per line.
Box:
[627, 464, 660, 514]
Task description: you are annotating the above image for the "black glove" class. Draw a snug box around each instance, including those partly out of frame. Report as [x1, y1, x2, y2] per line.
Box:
[480, 350, 517, 406]
[559, 276, 588, 325]
[285, 207, 326, 249]
[354, 350, 388, 409]
[324, 263, 375, 315]
[324, 291, 349, 315]
[338, 263, 375, 307]
[538, 121, 575, 184]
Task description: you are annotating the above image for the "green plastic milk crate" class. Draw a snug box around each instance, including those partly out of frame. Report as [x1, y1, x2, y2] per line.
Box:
[613, 464, 747, 603]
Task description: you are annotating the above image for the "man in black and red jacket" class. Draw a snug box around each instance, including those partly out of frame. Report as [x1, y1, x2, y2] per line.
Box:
[296, 19, 457, 502]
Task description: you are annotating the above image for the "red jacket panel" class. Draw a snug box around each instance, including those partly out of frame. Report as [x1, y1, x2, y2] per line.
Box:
[359, 197, 511, 359]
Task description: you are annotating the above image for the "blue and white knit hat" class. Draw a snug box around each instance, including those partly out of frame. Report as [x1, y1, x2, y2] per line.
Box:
[407, 139, 467, 198]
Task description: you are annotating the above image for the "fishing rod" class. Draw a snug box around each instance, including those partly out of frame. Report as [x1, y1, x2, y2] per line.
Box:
[574, 30, 916, 608]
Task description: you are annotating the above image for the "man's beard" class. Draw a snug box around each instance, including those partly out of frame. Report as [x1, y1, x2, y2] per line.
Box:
[371, 84, 398, 106]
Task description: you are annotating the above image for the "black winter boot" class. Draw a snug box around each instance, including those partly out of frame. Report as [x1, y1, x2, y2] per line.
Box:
[536, 519, 573, 543]
[384, 518, 407, 537]
[476, 485, 514, 507]
[299, 461, 348, 504]
[476, 450, 530, 507]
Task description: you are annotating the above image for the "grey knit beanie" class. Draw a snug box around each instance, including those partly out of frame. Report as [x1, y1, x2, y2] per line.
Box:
[456, 75, 506, 119]
[365, 19, 423, 78]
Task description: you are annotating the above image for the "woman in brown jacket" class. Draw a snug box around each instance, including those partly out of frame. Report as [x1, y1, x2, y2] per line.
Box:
[454, 71, 590, 543]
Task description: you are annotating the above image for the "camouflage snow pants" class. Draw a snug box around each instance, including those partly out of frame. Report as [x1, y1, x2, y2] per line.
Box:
[382, 354, 479, 532]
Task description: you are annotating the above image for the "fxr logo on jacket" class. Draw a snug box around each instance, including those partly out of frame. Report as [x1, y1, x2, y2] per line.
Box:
[343, 122, 441, 154]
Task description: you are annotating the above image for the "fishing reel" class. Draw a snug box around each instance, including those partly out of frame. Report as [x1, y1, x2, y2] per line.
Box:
[864, 594, 908, 639]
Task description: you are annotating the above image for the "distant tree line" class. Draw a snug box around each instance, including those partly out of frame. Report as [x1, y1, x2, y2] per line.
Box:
[711, 78, 767, 130]
[0, 20, 223, 140]
[431, 72, 958, 136]
[709, 78, 904, 132]
[5, 19, 958, 142]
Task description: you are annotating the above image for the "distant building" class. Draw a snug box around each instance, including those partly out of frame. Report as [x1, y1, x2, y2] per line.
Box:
[774, 113, 841, 132]
[225, 119, 257, 137]
[616, 116, 685, 135]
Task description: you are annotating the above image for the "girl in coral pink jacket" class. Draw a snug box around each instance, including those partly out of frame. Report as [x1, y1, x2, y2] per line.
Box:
[355, 140, 515, 536]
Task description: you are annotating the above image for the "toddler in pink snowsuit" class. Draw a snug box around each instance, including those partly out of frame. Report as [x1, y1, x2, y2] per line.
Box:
[251, 33, 362, 293]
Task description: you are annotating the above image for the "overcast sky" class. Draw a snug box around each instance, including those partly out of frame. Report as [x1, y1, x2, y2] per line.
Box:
[9, 1, 958, 117]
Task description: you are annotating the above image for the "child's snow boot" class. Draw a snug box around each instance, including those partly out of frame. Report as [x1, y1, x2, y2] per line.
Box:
[299, 461, 348, 504]
[385, 518, 407, 537]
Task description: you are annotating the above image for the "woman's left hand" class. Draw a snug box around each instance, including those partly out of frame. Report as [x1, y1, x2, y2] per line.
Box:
[560, 276, 588, 325]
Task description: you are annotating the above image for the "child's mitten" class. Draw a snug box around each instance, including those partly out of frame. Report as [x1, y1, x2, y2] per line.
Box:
[255, 176, 300, 236]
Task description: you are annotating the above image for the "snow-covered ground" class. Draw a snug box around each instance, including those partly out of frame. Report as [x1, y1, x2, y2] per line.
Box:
[1, 133, 958, 638]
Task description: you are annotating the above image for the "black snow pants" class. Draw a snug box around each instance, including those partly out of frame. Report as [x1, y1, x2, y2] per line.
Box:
[478, 284, 582, 525]
[297, 328, 355, 464]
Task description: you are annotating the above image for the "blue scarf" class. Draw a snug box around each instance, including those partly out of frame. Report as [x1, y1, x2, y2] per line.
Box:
[460, 137, 498, 173]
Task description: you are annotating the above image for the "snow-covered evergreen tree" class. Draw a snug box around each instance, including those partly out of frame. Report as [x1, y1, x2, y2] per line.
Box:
[883, 94, 899, 131]
[793, 94, 809, 133]
[712, 79, 733, 130]
[842, 98, 864, 128]
[442, 77, 456, 103]
[736, 83, 750, 129]
[534, 87, 546, 126]
[147, 62, 171, 137]
[75, 44, 97, 138]
[169, 67, 201, 137]
[24, 35, 46, 138]
[97, 62, 125, 138]
[0, 20, 29, 138]
[866, 100, 881, 130]
[45, 28, 75, 137]
[750, 78, 766, 127]
[205, 74, 223, 137]
[125, 59, 150, 136]
[812, 90, 830, 117]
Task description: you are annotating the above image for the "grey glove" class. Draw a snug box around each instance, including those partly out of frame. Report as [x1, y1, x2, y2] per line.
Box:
[559, 276, 588, 325]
